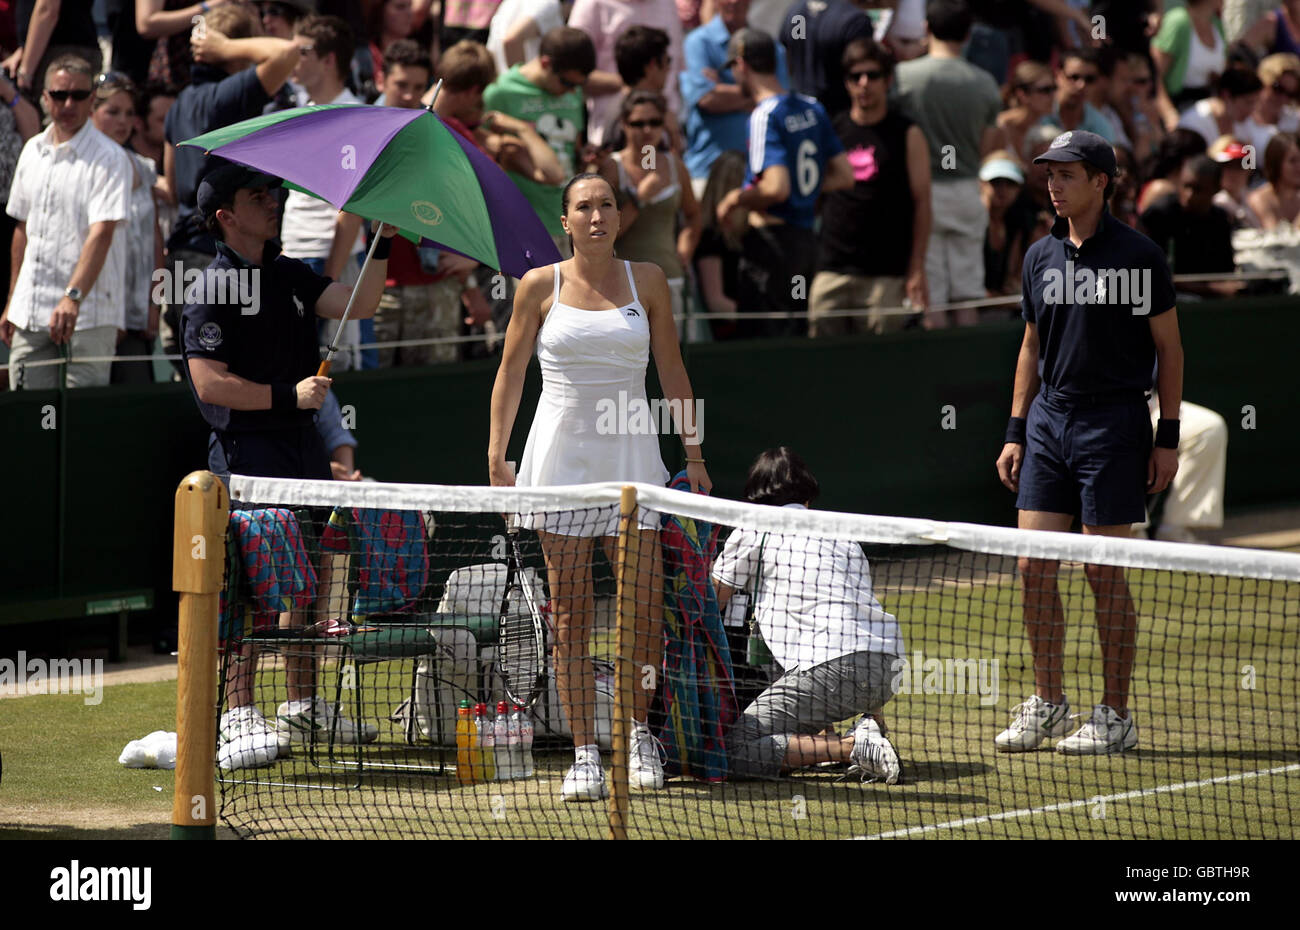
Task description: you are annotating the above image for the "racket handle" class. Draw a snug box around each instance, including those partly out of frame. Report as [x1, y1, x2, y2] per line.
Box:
[316, 358, 333, 377]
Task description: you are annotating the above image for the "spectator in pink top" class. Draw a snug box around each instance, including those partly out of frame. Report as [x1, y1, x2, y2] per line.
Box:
[568, 0, 686, 148]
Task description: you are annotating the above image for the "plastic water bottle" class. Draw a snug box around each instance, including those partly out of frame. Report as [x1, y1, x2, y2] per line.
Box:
[474, 702, 496, 781]
[455, 700, 477, 785]
[494, 701, 513, 780]
[505, 703, 524, 779]
[515, 704, 534, 778]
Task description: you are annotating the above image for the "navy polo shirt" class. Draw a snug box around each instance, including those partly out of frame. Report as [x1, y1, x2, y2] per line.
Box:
[182, 241, 332, 432]
[1020, 207, 1176, 397]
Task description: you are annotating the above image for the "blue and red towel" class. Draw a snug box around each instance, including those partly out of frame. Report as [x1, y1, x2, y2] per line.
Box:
[220, 508, 317, 643]
[657, 472, 738, 781]
[320, 508, 427, 619]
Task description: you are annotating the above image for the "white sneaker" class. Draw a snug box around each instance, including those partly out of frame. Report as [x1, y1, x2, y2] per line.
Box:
[1056, 704, 1138, 755]
[561, 751, 608, 802]
[277, 697, 379, 748]
[629, 724, 666, 790]
[218, 705, 278, 770]
[847, 717, 901, 784]
[994, 694, 1073, 752]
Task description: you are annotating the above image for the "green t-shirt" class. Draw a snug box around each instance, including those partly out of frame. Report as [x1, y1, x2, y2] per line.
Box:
[892, 55, 1002, 180]
[482, 65, 584, 237]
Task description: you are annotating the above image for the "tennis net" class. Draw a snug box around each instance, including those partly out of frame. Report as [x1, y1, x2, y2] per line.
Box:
[178, 473, 1300, 839]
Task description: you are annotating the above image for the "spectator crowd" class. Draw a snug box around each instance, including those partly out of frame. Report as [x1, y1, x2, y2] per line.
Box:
[1, 0, 1296, 389]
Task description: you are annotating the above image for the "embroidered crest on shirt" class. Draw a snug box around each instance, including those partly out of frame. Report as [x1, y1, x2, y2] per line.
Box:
[198, 321, 223, 348]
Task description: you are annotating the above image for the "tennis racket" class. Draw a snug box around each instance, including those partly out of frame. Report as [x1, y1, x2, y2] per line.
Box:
[497, 524, 548, 708]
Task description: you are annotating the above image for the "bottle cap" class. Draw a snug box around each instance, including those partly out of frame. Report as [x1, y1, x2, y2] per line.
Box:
[458, 699, 472, 709]
[497, 700, 510, 713]
[474, 703, 487, 714]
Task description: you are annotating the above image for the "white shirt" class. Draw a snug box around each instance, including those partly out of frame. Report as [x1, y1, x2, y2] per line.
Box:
[1177, 97, 1250, 148]
[1239, 109, 1300, 160]
[280, 88, 365, 261]
[487, 0, 565, 76]
[711, 503, 903, 672]
[5, 120, 131, 332]
[122, 152, 158, 331]
[1184, 23, 1225, 91]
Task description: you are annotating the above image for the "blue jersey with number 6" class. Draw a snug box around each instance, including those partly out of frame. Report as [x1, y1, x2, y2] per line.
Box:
[744, 93, 842, 230]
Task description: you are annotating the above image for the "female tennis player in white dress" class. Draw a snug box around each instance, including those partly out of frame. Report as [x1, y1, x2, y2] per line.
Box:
[490, 173, 711, 802]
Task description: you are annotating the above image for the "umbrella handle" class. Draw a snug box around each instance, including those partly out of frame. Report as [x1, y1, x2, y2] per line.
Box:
[316, 358, 333, 377]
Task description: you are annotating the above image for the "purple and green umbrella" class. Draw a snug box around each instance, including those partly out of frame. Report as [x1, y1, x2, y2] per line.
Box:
[179, 103, 560, 280]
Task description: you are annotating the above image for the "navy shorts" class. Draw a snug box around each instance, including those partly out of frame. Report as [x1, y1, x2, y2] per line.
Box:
[1016, 389, 1151, 527]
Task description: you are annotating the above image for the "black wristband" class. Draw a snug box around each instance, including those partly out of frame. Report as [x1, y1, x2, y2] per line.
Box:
[372, 235, 393, 261]
[271, 382, 296, 412]
[1155, 418, 1180, 449]
[1005, 416, 1027, 446]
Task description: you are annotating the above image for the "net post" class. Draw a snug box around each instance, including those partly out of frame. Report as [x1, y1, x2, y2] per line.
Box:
[170, 470, 228, 840]
[608, 484, 639, 840]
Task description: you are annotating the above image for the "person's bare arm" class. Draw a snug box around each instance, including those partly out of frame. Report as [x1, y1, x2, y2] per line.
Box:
[324, 212, 365, 281]
[1150, 44, 1181, 131]
[503, 17, 541, 68]
[645, 262, 710, 492]
[1147, 307, 1182, 493]
[584, 69, 624, 96]
[17, 0, 58, 92]
[161, 143, 179, 207]
[698, 80, 751, 114]
[188, 356, 331, 409]
[489, 266, 548, 485]
[715, 581, 733, 614]
[330, 444, 361, 481]
[996, 322, 1042, 492]
[193, 29, 300, 96]
[315, 224, 399, 319]
[0, 74, 40, 139]
[721, 164, 790, 217]
[676, 155, 702, 266]
[410, 0, 432, 32]
[137, 0, 225, 39]
[821, 152, 855, 193]
[906, 125, 931, 311]
[696, 255, 736, 314]
[487, 111, 565, 184]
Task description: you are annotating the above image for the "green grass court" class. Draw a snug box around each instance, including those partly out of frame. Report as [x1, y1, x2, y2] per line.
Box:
[2, 557, 1296, 839]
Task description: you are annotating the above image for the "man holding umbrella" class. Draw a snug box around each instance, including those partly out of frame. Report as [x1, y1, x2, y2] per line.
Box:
[182, 161, 398, 760]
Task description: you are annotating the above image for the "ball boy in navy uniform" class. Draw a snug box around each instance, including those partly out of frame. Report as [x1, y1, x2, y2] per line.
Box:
[994, 130, 1183, 755]
[181, 161, 398, 764]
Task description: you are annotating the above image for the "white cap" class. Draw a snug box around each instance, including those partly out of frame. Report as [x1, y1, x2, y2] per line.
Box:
[979, 158, 1025, 184]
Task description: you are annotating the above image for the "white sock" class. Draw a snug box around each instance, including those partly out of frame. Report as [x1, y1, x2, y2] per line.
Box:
[576, 744, 600, 763]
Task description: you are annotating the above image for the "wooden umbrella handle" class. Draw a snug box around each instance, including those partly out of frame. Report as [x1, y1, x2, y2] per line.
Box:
[317, 358, 333, 377]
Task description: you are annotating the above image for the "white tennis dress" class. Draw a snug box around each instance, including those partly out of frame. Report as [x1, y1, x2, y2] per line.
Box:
[515, 261, 670, 536]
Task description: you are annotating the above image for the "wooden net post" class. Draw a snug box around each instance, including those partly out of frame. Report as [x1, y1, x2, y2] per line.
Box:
[171, 471, 228, 840]
[608, 485, 639, 840]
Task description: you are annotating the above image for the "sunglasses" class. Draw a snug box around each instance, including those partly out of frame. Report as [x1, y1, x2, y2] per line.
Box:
[1022, 83, 1054, 94]
[626, 118, 663, 129]
[1065, 72, 1098, 84]
[46, 88, 92, 102]
[849, 69, 885, 84]
[94, 70, 136, 96]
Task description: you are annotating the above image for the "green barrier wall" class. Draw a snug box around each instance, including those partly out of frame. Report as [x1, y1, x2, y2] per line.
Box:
[3, 296, 1296, 626]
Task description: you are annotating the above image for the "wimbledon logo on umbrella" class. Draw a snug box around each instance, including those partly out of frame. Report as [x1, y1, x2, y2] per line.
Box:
[411, 200, 444, 226]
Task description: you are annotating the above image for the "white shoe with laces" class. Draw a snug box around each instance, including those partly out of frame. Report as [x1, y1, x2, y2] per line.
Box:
[847, 717, 901, 784]
[1056, 704, 1138, 755]
[561, 750, 608, 802]
[994, 694, 1072, 752]
[218, 705, 278, 770]
[629, 724, 666, 790]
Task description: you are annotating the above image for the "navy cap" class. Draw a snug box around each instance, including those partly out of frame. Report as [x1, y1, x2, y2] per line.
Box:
[197, 162, 282, 221]
[1032, 129, 1118, 176]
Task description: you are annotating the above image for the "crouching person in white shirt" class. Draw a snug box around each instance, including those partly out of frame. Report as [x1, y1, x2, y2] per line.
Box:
[1, 55, 130, 389]
[712, 446, 905, 784]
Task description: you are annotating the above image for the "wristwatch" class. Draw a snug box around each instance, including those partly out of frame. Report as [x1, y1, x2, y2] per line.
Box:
[64, 286, 83, 303]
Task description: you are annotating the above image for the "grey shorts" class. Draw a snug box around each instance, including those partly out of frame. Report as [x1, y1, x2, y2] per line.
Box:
[727, 651, 898, 780]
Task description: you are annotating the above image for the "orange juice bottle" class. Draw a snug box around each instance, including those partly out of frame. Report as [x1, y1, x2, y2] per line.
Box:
[456, 700, 478, 785]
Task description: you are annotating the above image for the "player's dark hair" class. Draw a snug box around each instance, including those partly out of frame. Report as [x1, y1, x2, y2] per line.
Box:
[744, 447, 820, 508]
[619, 89, 666, 124]
[615, 25, 670, 86]
[841, 37, 894, 81]
[925, 0, 973, 43]
[540, 26, 597, 77]
[1216, 65, 1264, 98]
[383, 38, 432, 78]
[296, 14, 355, 82]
